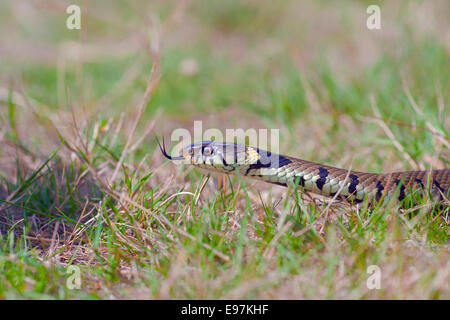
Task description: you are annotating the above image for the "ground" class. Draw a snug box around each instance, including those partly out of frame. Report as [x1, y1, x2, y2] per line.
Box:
[0, 0, 448, 299]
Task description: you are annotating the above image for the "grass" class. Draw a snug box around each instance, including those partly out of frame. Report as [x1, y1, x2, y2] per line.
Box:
[0, 0, 448, 299]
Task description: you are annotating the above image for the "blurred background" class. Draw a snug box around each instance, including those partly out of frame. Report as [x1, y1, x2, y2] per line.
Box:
[1, 0, 449, 172]
[0, 0, 448, 299]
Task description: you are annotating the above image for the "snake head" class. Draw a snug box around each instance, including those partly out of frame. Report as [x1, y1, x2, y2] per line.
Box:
[159, 138, 279, 175]
[180, 141, 262, 171]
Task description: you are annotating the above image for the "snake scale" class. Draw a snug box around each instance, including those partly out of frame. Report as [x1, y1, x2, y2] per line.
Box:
[159, 140, 450, 205]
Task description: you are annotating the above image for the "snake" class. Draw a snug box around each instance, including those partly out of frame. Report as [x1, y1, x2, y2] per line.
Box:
[158, 139, 450, 205]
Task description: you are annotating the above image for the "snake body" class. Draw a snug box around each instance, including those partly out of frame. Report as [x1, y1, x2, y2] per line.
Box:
[159, 140, 450, 204]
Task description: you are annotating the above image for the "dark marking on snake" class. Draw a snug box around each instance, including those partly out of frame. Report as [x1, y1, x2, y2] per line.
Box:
[316, 167, 329, 190]
[272, 181, 288, 187]
[293, 175, 305, 187]
[433, 180, 444, 193]
[414, 178, 425, 191]
[245, 159, 272, 175]
[255, 149, 292, 169]
[348, 174, 359, 194]
[376, 181, 384, 200]
[244, 152, 292, 176]
[394, 179, 406, 201]
[219, 153, 228, 166]
[277, 155, 293, 168]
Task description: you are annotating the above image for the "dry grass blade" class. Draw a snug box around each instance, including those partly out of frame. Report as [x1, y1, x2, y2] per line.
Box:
[370, 96, 423, 170]
[110, 20, 162, 183]
[402, 81, 449, 149]
[117, 193, 231, 263]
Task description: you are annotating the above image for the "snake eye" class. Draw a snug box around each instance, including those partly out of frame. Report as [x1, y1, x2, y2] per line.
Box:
[203, 146, 213, 156]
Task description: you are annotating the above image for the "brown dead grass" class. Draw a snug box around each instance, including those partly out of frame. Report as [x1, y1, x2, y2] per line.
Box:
[0, 0, 448, 299]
